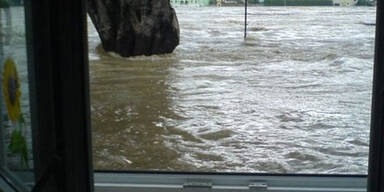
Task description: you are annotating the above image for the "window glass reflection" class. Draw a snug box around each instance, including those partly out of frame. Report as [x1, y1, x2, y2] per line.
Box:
[0, 1, 33, 175]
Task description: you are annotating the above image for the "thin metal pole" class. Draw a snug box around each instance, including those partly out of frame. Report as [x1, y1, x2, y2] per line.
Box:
[244, 0, 248, 39]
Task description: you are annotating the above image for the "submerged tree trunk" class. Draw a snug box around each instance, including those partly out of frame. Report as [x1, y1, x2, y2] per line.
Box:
[87, 0, 180, 57]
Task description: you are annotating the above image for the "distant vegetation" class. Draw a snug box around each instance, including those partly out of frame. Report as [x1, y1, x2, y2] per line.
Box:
[0, 0, 10, 8]
[0, 0, 23, 7]
[356, 0, 375, 6]
[264, 0, 333, 5]
[208, 0, 332, 5]
[10, 0, 22, 6]
[208, 0, 258, 5]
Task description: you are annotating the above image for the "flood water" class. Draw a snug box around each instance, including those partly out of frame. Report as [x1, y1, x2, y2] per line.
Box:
[89, 6, 376, 174]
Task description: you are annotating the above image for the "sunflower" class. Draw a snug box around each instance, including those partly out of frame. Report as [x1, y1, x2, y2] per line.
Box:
[2, 57, 21, 123]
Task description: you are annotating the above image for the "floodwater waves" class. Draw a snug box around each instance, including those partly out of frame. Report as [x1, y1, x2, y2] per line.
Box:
[89, 6, 375, 174]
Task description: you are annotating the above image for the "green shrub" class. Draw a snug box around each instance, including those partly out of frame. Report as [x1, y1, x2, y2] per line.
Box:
[264, 0, 332, 6]
[0, 0, 10, 8]
[356, 0, 375, 6]
[9, 0, 23, 6]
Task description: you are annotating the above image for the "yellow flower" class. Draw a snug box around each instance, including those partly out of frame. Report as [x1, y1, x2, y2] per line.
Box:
[2, 58, 21, 123]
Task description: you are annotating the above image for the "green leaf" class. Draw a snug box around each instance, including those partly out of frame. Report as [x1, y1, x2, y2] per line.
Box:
[8, 130, 29, 168]
[19, 114, 25, 125]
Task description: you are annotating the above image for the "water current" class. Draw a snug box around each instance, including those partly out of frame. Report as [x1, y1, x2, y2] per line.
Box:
[89, 6, 376, 174]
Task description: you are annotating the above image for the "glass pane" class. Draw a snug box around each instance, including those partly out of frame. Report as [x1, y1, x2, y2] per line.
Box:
[0, 0, 34, 187]
[89, 1, 376, 174]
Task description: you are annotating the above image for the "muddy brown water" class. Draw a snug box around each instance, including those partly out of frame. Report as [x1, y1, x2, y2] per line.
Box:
[89, 6, 376, 174]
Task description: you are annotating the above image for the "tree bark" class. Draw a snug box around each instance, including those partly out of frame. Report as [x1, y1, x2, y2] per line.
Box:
[87, 0, 180, 57]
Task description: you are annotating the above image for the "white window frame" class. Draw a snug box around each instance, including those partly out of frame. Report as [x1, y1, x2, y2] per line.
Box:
[94, 172, 367, 192]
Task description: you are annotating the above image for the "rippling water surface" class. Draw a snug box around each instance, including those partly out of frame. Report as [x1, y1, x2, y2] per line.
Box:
[89, 6, 376, 174]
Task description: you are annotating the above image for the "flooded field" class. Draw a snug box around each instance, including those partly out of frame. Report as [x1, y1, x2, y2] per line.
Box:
[89, 6, 376, 174]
